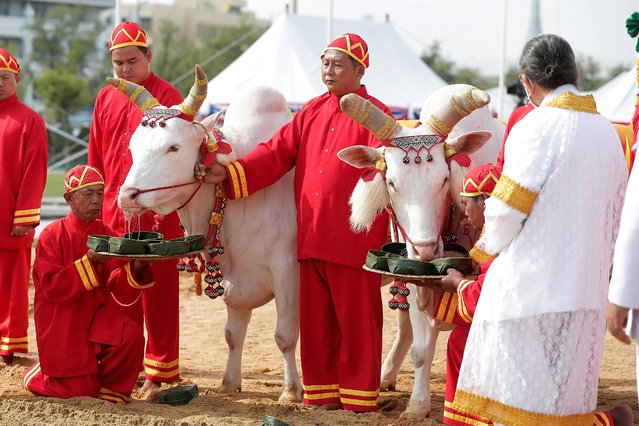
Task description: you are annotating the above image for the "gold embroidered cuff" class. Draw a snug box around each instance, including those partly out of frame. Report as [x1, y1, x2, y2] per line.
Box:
[491, 174, 538, 216]
[470, 246, 496, 264]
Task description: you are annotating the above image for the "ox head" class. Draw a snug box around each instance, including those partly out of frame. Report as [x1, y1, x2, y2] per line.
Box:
[338, 85, 493, 261]
[114, 65, 229, 215]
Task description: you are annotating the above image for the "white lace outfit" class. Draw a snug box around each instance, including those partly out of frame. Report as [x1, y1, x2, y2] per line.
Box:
[452, 85, 628, 425]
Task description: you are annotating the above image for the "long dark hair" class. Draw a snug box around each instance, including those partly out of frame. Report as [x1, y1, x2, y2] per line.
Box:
[519, 34, 578, 89]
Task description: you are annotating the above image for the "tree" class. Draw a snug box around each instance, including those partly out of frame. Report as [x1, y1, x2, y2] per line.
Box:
[420, 41, 455, 83]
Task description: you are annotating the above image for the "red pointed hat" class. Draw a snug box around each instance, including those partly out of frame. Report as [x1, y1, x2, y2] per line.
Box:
[0, 48, 20, 73]
[324, 33, 369, 68]
[64, 165, 105, 193]
[460, 163, 501, 197]
[109, 21, 148, 51]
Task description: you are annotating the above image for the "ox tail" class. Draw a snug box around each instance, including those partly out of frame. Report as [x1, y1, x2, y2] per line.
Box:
[349, 173, 390, 233]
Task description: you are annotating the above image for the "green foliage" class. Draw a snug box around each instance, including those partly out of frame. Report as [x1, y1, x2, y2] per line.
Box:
[34, 69, 89, 125]
[151, 20, 266, 94]
[420, 41, 455, 83]
[43, 174, 66, 198]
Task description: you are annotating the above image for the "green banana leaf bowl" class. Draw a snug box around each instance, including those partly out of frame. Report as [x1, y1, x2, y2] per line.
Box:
[123, 231, 164, 241]
[365, 250, 403, 272]
[178, 235, 205, 252]
[387, 257, 438, 276]
[86, 235, 112, 252]
[108, 237, 148, 255]
[147, 240, 192, 256]
[431, 257, 474, 275]
[158, 384, 198, 406]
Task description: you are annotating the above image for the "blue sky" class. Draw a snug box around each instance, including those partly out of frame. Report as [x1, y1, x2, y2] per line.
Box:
[245, 0, 638, 76]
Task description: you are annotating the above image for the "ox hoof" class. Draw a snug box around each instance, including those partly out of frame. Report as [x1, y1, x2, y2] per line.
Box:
[380, 382, 396, 392]
[400, 409, 429, 420]
[277, 391, 302, 404]
[217, 383, 241, 394]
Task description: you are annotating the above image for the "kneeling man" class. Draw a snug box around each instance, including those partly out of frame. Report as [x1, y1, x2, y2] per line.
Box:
[23, 165, 154, 403]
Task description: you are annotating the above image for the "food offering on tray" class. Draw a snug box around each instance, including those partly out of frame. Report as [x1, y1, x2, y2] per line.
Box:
[363, 242, 474, 280]
[86, 232, 205, 259]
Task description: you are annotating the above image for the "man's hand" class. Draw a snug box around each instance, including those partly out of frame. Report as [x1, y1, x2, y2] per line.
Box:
[86, 249, 109, 264]
[11, 225, 33, 237]
[194, 161, 228, 184]
[439, 268, 464, 293]
[607, 302, 632, 344]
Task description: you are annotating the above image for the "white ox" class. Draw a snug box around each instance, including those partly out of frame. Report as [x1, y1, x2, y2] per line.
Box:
[338, 84, 503, 418]
[113, 66, 302, 402]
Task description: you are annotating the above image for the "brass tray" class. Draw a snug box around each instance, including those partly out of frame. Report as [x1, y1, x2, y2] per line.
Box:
[95, 250, 204, 261]
[363, 264, 445, 281]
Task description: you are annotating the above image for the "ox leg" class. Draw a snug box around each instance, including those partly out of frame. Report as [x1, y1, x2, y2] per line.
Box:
[218, 306, 252, 394]
[273, 282, 303, 403]
[381, 309, 413, 391]
[401, 294, 439, 419]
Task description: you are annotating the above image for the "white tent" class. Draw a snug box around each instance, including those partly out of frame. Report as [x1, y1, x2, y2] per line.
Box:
[593, 66, 636, 124]
[200, 13, 446, 119]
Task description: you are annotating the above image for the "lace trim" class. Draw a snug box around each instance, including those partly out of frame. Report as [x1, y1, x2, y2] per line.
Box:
[492, 174, 538, 215]
[452, 390, 594, 426]
[545, 93, 599, 114]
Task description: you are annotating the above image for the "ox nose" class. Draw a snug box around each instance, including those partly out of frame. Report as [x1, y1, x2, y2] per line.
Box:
[122, 186, 139, 200]
[412, 241, 440, 261]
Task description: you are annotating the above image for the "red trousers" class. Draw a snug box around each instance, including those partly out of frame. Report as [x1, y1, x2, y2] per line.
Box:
[23, 315, 144, 402]
[299, 259, 382, 412]
[112, 258, 180, 382]
[0, 247, 30, 356]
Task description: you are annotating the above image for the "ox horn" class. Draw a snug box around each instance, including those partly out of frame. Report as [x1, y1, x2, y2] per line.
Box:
[107, 77, 161, 111]
[178, 64, 208, 118]
[340, 93, 401, 140]
[426, 87, 490, 137]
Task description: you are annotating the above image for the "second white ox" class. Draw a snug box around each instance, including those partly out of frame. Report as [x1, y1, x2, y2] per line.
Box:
[338, 84, 503, 418]
[114, 66, 302, 402]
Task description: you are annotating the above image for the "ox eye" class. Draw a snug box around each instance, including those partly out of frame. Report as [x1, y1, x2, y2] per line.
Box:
[167, 145, 179, 153]
[442, 176, 449, 188]
[387, 180, 397, 191]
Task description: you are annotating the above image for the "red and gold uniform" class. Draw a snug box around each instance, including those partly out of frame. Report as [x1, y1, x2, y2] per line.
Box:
[23, 166, 153, 402]
[0, 49, 48, 357]
[433, 260, 493, 426]
[222, 34, 390, 412]
[88, 22, 183, 383]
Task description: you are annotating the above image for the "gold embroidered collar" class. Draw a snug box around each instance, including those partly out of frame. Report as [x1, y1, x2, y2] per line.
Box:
[545, 92, 599, 114]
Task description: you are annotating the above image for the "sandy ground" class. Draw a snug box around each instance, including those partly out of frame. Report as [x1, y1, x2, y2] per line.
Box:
[0, 268, 637, 426]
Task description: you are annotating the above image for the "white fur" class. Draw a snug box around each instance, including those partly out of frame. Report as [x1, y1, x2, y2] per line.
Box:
[119, 86, 303, 402]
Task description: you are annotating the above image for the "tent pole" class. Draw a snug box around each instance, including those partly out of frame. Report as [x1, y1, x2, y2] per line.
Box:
[326, 0, 333, 43]
[497, 0, 508, 119]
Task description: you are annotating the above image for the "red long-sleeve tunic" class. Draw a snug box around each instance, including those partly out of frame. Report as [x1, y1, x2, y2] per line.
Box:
[32, 212, 153, 377]
[0, 93, 47, 248]
[223, 85, 390, 268]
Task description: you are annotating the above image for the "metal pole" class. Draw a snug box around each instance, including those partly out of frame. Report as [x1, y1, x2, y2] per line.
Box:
[497, 0, 507, 119]
[326, 0, 333, 43]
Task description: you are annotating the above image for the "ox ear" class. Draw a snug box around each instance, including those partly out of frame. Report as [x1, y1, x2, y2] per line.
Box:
[337, 145, 382, 168]
[446, 130, 492, 155]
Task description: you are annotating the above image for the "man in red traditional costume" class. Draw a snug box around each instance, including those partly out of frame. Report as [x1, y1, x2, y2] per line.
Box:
[198, 33, 390, 412]
[23, 165, 155, 402]
[88, 21, 183, 391]
[433, 163, 631, 425]
[0, 48, 48, 365]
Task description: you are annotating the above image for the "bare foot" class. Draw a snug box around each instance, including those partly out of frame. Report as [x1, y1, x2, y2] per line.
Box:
[315, 402, 342, 411]
[610, 405, 633, 426]
[140, 379, 161, 393]
[0, 354, 14, 365]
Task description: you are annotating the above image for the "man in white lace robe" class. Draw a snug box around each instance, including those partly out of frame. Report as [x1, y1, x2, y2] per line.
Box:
[451, 34, 628, 425]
